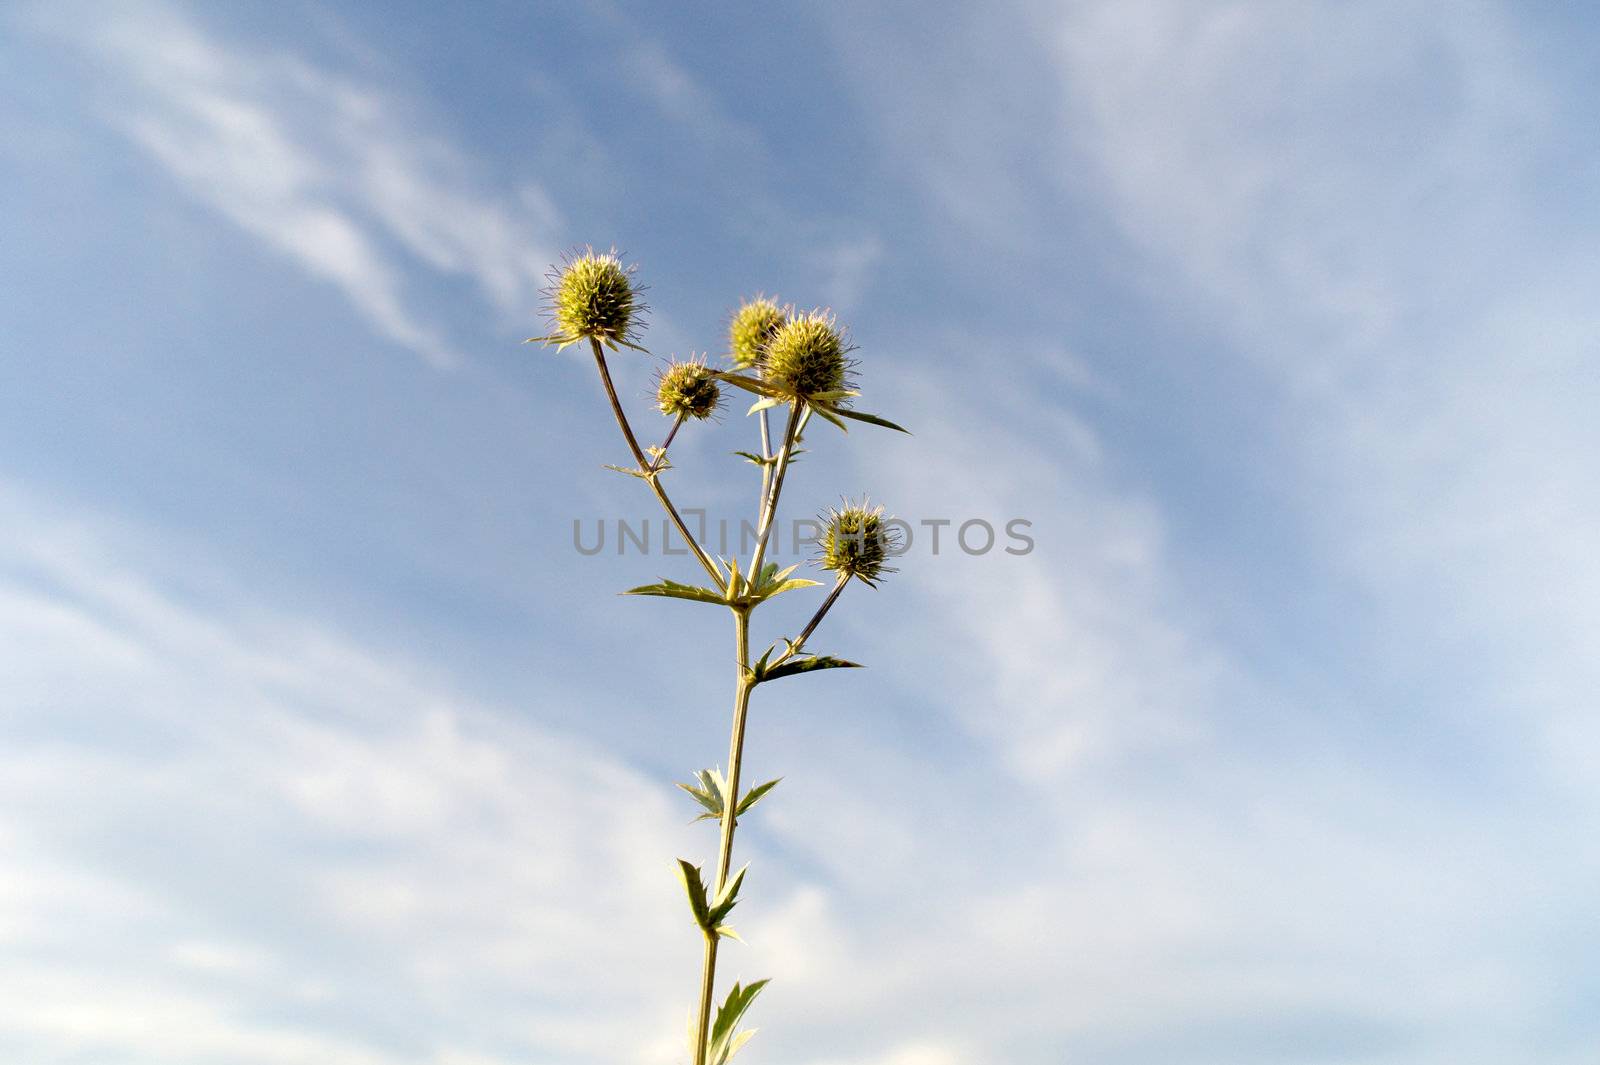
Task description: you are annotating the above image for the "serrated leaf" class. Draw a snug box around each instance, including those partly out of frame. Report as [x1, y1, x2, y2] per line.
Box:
[708, 863, 748, 925]
[708, 980, 769, 1065]
[676, 860, 711, 928]
[735, 778, 781, 816]
[676, 780, 721, 818]
[713, 924, 744, 943]
[759, 655, 864, 682]
[624, 579, 729, 605]
[830, 407, 910, 433]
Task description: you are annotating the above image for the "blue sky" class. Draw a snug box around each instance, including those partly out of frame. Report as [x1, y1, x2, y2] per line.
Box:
[3, 1, 1599, 1063]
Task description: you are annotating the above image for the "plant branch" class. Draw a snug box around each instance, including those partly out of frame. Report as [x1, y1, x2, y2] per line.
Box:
[653, 412, 686, 469]
[758, 407, 773, 502]
[775, 574, 849, 668]
[748, 401, 804, 580]
[588, 339, 723, 586]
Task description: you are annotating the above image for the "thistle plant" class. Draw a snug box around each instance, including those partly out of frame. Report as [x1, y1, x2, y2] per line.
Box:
[529, 248, 906, 1065]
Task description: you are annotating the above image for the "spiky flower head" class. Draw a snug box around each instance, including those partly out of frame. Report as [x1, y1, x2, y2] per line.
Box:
[817, 500, 899, 586]
[729, 297, 787, 370]
[656, 357, 721, 420]
[539, 248, 644, 350]
[761, 310, 854, 400]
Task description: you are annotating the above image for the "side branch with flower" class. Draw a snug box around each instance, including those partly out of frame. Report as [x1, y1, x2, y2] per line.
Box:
[528, 248, 907, 1065]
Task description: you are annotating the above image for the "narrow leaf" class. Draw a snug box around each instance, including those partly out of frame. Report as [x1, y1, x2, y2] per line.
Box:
[709, 980, 769, 1065]
[714, 372, 778, 396]
[831, 407, 910, 433]
[735, 778, 781, 816]
[747, 395, 784, 416]
[676, 860, 711, 928]
[760, 655, 864, 682]
[723, 1028, 758, 1063]
[808, 404, 849, 432]
[624, 580, 729, 606]
[676, 780, 721, 818]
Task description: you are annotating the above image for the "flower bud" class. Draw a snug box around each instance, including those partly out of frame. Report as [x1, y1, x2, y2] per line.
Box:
[762, 311, 853, 399]
[817, 500, 899, 585]
[729, 297, 787, 370]
[545, 249, 642, 349]
[657, 358, 721, 420]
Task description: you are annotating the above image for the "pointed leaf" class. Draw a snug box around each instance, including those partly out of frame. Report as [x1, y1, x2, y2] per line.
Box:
[759, 655, 864, 683]
[723, 1028, 758, 1062]
[624, 580, 729, 606]
[830, 407, 910, 433]
[713, 924, 744, 943]
[731, 450, 775, 467]
[676, 860, 711, 928]
[735, 778, 781, 817]
[808, 404, 849, 432]
[746, 395, 784, 416]
[602, 463, 651, 479]
[709, 980, 769, 1065]
[676, 780, 721, 818]
[708, 862, 748, 925]
[714, 372, 778, 397]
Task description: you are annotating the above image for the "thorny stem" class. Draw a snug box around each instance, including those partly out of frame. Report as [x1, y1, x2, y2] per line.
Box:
[588, 339, 723, 586]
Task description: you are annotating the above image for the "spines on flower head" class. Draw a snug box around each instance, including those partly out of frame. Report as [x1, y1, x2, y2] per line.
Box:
[816, 499, 900, 586]
[656, 356, 721, 420]
[729, 297, 787, 371]
[761, 310, 855, 401]
[534, 247, 646, 351]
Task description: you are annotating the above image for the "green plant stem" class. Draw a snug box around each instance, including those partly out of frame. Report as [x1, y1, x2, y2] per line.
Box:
[588, 339, 723, 585]
[654, 413, 686, 469]
[774, 574, 848, 669]
[758, 407, 773, 501]
[693, 608, 754, 1065]
[748, 401, 804, 580]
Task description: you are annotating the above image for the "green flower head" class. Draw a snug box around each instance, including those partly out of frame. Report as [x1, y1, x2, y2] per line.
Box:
[817, 500, 899, 586]
[656, 357, 721, 420]
[539, 248, 645, 351]
[728, 297, 787, 370]
[761, 310, 854, 400]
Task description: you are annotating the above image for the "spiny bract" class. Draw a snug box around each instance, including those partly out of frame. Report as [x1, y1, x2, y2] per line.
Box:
[761, 311, 851, 399]
[546, 249, 641, 349]
[728, 297, 787, 370]
[657, 358, 721, 420]
[817, 500, 899, 585]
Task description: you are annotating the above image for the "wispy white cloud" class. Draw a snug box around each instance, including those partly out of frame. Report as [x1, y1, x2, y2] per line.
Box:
[0, 482, 698, 1064]
[1046, 0, 1600, 788]
[32, 2, 560, 368]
